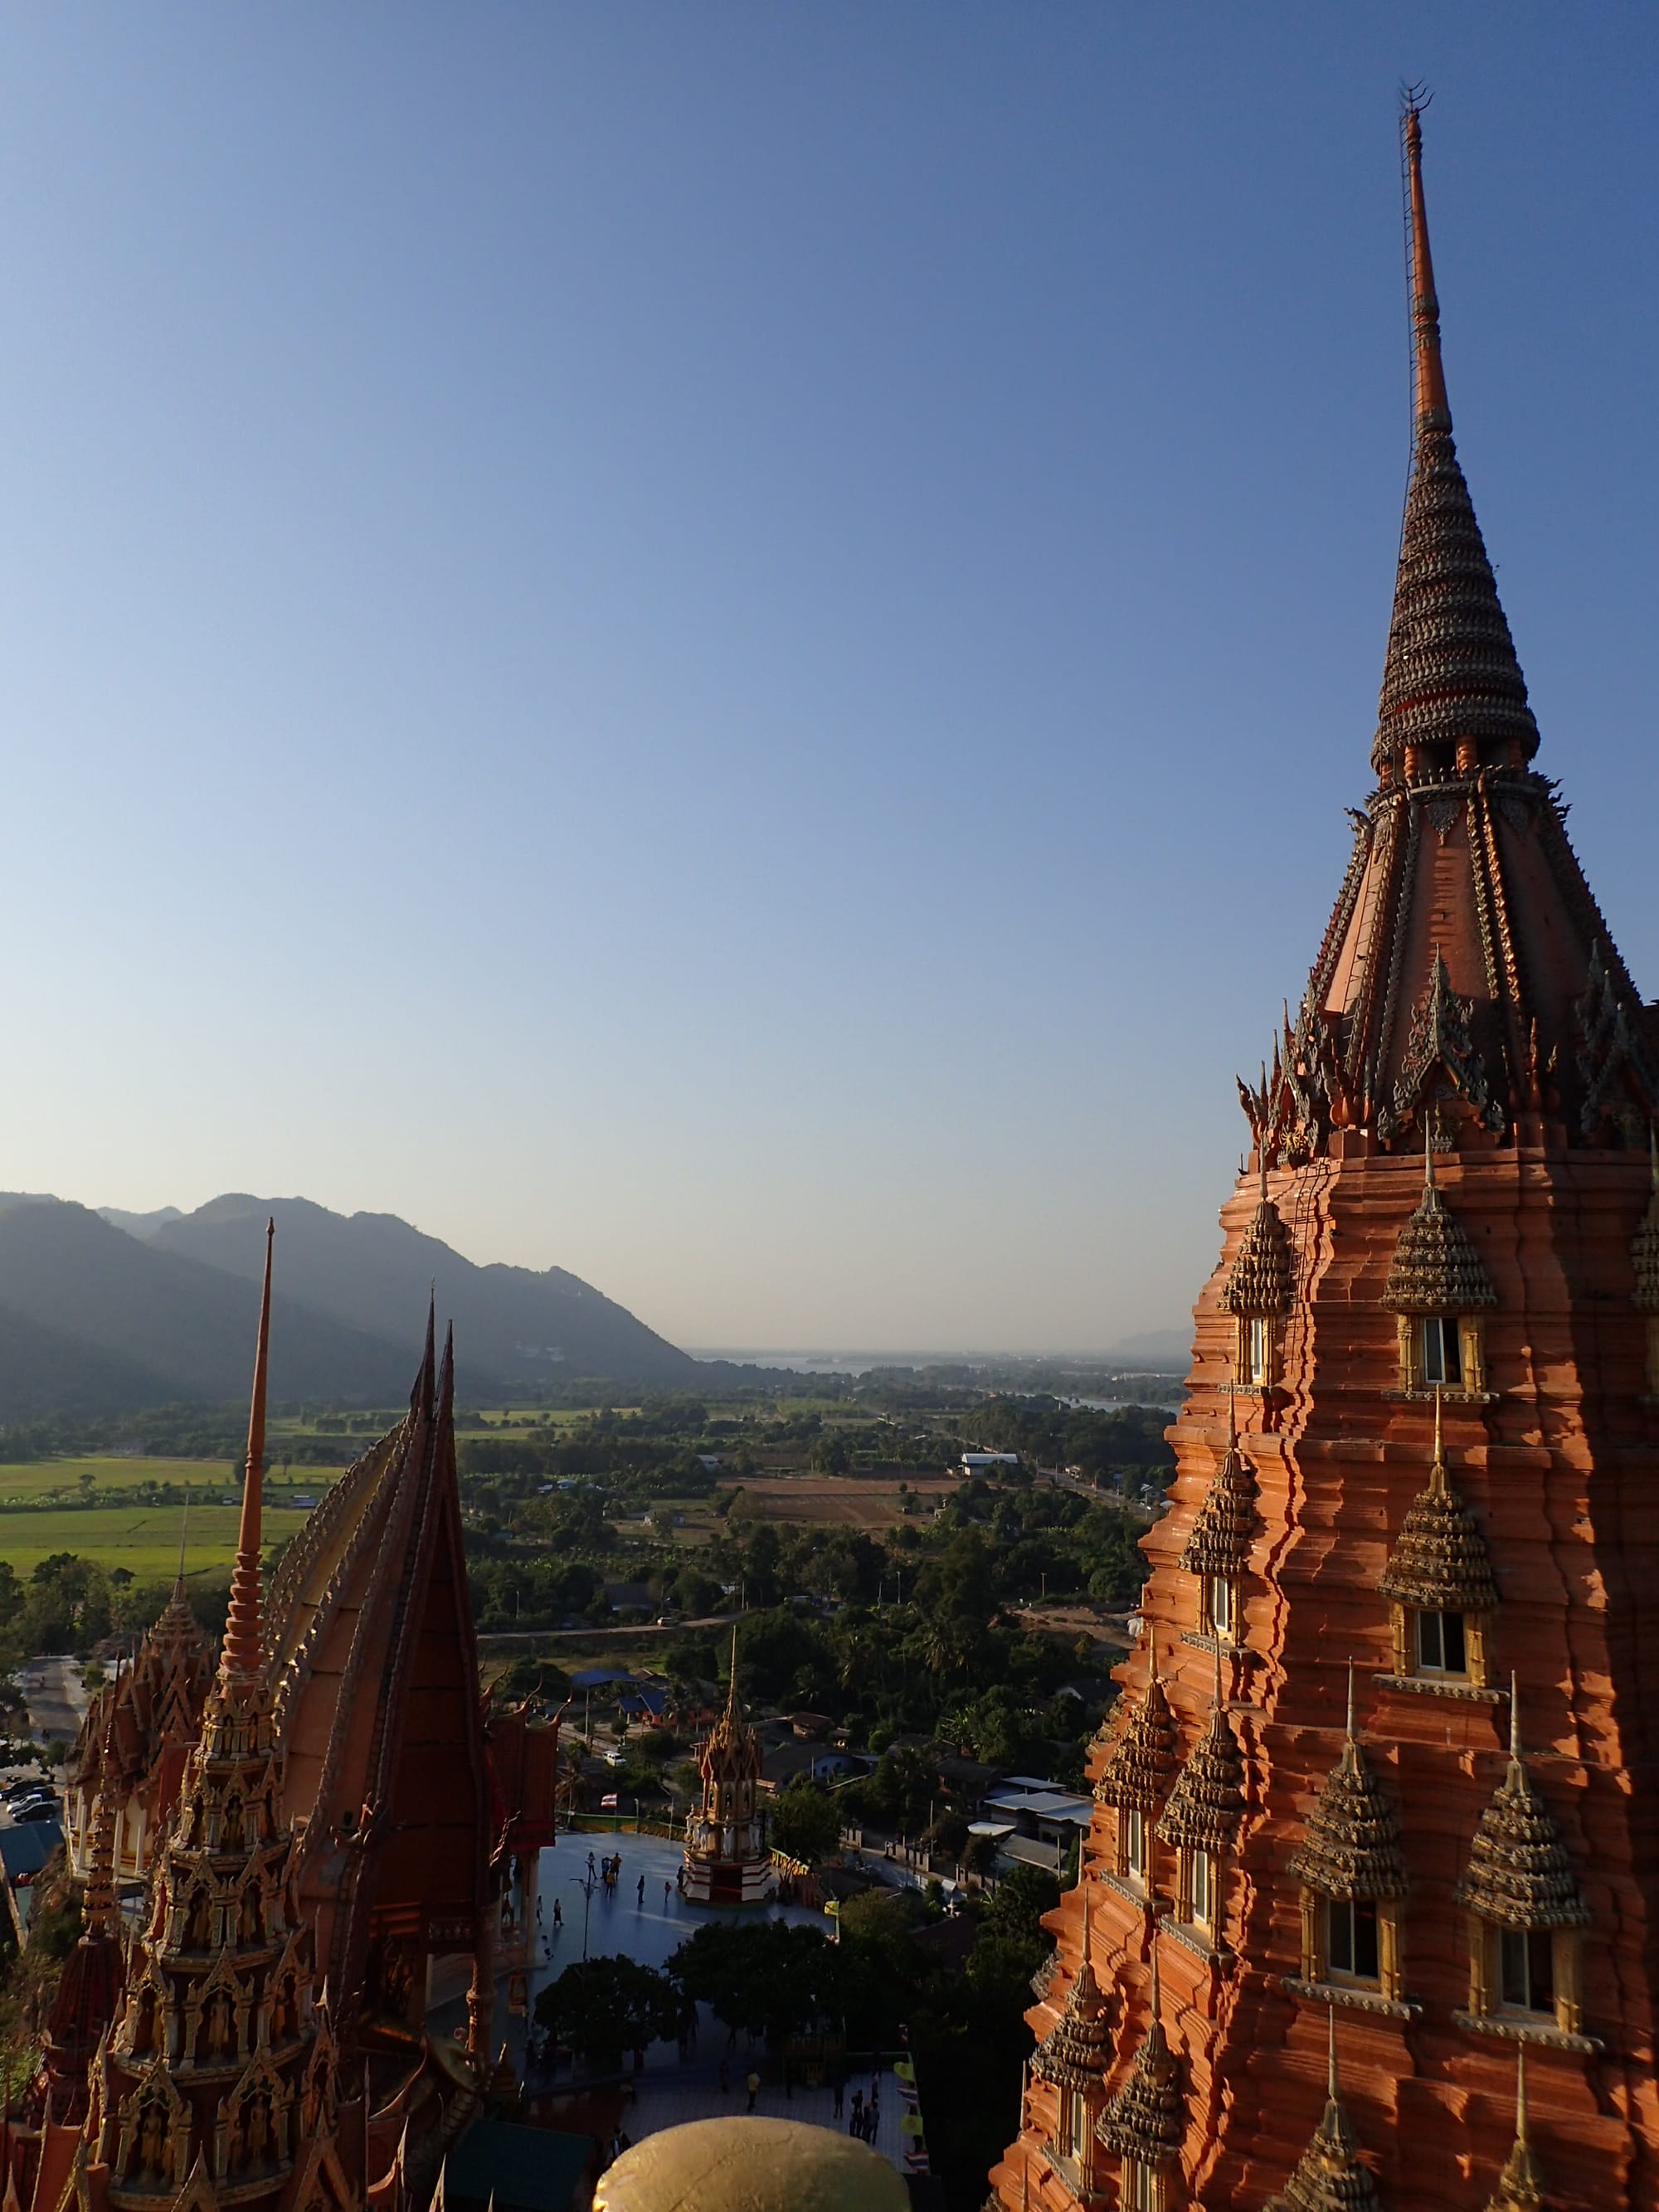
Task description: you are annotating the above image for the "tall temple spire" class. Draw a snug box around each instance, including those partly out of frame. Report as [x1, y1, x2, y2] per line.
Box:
[1404, 101, 1447, 422]
[221, 1219, 275, 1687]
[1374, 97, 1537, 778]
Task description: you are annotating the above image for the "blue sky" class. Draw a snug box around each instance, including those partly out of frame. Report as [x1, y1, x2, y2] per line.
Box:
[1, 6, 1655, 1354]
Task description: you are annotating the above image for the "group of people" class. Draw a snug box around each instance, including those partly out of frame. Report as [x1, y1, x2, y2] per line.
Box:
[842, 2078, 882, 2144]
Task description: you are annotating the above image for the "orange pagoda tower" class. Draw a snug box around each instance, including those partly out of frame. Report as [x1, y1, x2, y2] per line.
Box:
[991, 104, 1659, 2212]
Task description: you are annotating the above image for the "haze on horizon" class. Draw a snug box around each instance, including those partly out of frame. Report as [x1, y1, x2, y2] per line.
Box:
[2, 7, 1655, 1358]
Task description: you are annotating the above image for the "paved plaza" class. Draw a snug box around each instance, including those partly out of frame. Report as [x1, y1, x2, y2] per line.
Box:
[441, 1829, 921, 2180]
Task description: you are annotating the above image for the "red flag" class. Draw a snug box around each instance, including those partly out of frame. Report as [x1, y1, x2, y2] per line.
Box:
[601, 1792, 618, 1809]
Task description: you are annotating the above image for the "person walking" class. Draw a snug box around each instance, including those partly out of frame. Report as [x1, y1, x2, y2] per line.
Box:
[552, 1898, 563, 1930]
[746, 2070, 760, 2113]
[638, 1874, 645, 1904]
[832, 2078, 844, 2118]
[664, 1879, 673, 1907]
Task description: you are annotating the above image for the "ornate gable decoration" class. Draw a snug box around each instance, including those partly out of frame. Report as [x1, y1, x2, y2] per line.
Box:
[1382, 955, 1506, 1142]
[1459, 1700, 1588, 1933]
[1030, 1889, 1111, 2093]
[1576, 941, 1659, 1145]
[1382, 1145, 1496, 1314]
[1155, 1673, 1248, 1855]
[1180, 1411, 1258, 1582]
[1094, 1957, 1185, 2167]
[1220, 1188, 1295, 1316]
[1378, 1407, 1500, 1616]
[1094, 1641, 1177, 1813]
[1288, 1680, 1408, 1903]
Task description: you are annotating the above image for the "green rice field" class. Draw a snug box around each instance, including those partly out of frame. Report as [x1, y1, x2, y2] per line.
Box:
[0, 1459, 337, 1578]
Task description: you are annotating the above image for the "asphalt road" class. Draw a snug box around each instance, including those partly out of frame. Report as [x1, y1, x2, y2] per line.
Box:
[18, 1654, 88, 1748]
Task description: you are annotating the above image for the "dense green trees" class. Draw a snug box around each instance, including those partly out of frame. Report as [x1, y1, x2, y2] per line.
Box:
[766, 1778, 843, 1865]
[533, 1955, 679, 2072]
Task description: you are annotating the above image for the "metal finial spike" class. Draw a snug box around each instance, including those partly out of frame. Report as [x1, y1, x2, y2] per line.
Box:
[1326, 2004, 1340, 2101]
[1515, 2044, 1529, 2144]
[1510, 1671, 1522, 1762]
[1345, 1660, 1356, 1743]
[1149, 1930, 1161, 2022]
[174, 1495, 190, 1597]
[1402, 96, 1448, 423]
[1424, 1112, 1437, 1190]
[1212, 1638, 1224, 1714]
[1227, 1373, 1238, 1451]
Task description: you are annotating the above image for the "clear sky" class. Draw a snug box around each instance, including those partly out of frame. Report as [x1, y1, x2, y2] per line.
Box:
[1, 6, 1655, 1355]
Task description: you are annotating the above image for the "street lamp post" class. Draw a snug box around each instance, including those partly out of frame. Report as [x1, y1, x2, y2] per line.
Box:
[567, 1873, 596, 1961]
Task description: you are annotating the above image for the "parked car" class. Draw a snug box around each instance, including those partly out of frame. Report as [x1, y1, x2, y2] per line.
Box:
[3, 1777, 49, 1801]
[15, 1801, 58, 1824]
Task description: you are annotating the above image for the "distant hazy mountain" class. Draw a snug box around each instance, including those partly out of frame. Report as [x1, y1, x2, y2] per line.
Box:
[0, 1198, 414, 1415]
[96, 1204, 183, 1239]
[151, 1194, 698, 1389]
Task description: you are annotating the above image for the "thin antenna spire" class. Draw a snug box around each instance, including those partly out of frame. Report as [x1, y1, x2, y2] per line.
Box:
[1424, 1111, 1438, 1191]
[173, 1495, 189, 1598]
[1510, 1670, 1523, 1763]
[1149, 1932, 1161, 2020]
[1345, 1660, 1356, 1743]
[727, 1622, 740, 1716]
[1514, 2044, 1529, 2143]
[1430, 1384, 1448, 1496]
[221, 1220, 274, 1685]
[1326, 2004, 1340, 2101]
[1403, 99, 1448, 422]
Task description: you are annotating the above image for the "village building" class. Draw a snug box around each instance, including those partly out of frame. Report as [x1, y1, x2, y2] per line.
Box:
[991, 104, 1659, 2210]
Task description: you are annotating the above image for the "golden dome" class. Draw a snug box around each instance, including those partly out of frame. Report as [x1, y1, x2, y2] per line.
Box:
[592, 2117, 910, 2212]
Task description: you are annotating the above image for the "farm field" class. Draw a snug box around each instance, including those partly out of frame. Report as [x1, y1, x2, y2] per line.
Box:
[0, 1500, 319, 1578]
[704, 1472, 956, 1529]
[0, 1456, 241, 1502]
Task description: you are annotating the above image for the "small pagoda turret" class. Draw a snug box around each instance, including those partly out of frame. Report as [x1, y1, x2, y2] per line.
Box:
[681, 1631, 773, 1904]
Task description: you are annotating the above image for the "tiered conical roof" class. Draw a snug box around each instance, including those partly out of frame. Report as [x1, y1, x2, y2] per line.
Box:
[1094, 1949, 1184, 2166]
[1267, 2015, 1383, 2212]
[1220, 1164, 1296, 1315]
[1378, 1391, 1500, 1615]
[1460, 1687, 1588, 1931]
[1156, 1654, 1248, 1855]
[1288, 1667, 1408, 1902]
[95, 1225, 348, 2212]
[1383, 1137, 1496, 1313]
[1094, 1631, 1177, 1812]
[1485, 2049, 1548, 2211]
[1029, 1885, 1111, 2093]
[1372, 105, 1537, 777]
[1180, 1396, 1258, 1582]
[702, 1627, 763, 1791]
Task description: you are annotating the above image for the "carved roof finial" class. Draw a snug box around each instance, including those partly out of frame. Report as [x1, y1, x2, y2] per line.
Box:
[1095, 1626, 1177, 1813]
[1485, 2045, 1549, 2210]
[221, 1219, 274, 1689]
[1289, 1663, 1408, 1904]
[1345, 1659, 1356, 1746]
[1326, 2003, 1340, 2103]
[1263, 2003, 1381, 2210]
[1404, 100, 1447, 424]
[1509, 1670, 1523, 1767]
[1157, 1644, 1247, 1856]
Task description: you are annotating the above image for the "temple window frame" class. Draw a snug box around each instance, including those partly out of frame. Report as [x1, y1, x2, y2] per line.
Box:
[1298, 1884, 1404, 2002]
[1207, 1574, 1236, 1642]
[1397, 1310, 1487, 1397]
[1180, 1844, 1218, 1933]
[1467, 1918, 1585, 2039]
[1121, 2157, 1163, 2212]
[1235, 1313, 1277, 1390]
[1120, 1805, 1150, 1888]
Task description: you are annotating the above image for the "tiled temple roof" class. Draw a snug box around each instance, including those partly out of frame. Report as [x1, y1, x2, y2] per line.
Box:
[1156, 1661, 1247, 1855]
[1220, 1175, 1296, 1316]
[1382, 1143, 1496, 1313]
[1029, 1886, 1111, 2094]
[1459, 1689, 1589, 1932]
[1094, 1633, 1177, 1814]
[1094, 1952, 1184, 2166]
[1378, 1392, 1500, 1616]
[1179, 1400, 1257, 1582]
[1288, 1670, 1408, 1903]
